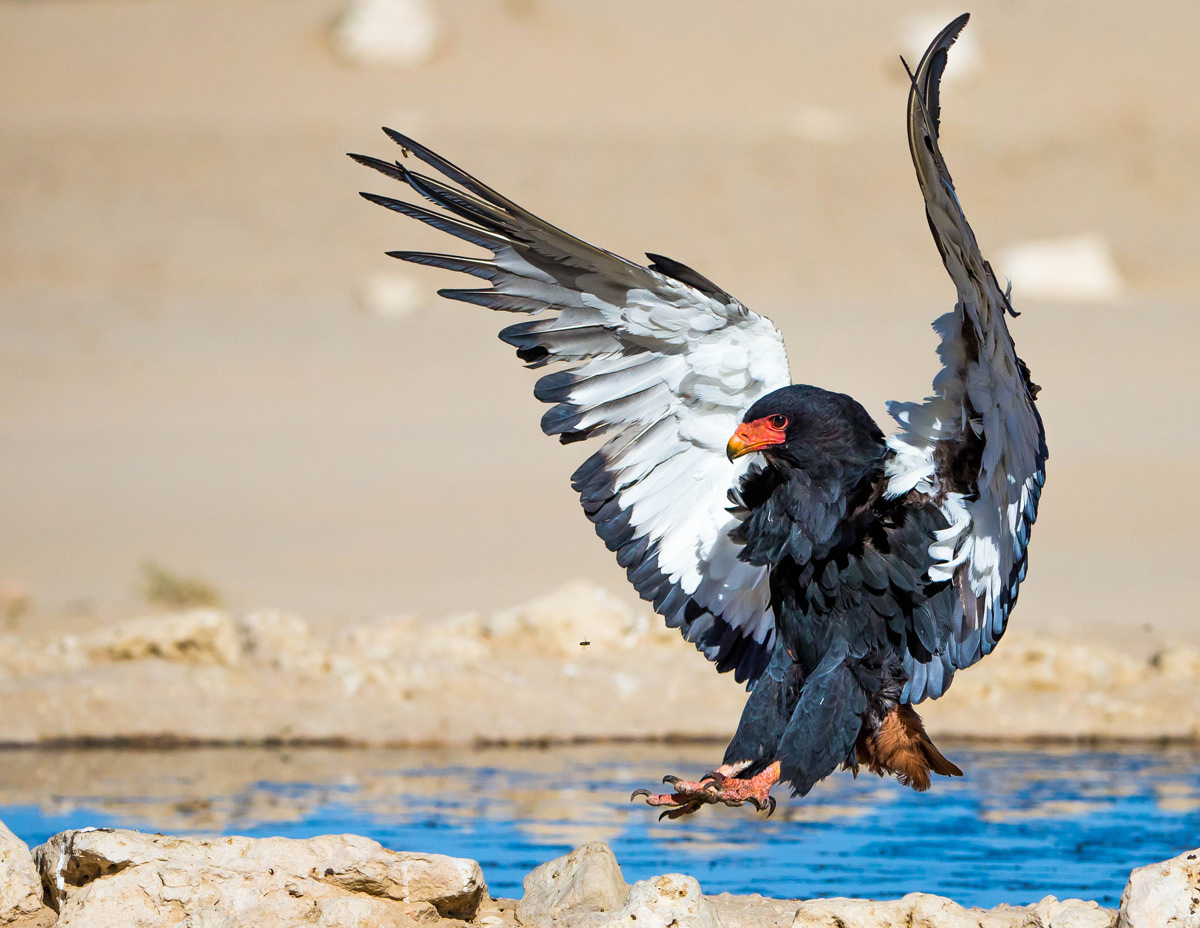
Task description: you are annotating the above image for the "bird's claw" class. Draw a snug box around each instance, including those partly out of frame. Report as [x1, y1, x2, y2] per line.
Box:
[631, 767, 779, 820]
[657, 801, 701, 821]
[747, 795, 777, 817]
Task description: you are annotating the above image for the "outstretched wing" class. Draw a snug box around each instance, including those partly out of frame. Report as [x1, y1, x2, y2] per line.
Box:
[885, 14, 1048, 702]
[352, 135, 791, 685]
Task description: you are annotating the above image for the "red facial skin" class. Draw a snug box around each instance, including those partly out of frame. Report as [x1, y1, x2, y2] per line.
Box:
[726, 416, 788, 460]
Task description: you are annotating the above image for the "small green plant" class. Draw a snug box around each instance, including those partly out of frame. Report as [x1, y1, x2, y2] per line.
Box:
[141, 561, 222, 609]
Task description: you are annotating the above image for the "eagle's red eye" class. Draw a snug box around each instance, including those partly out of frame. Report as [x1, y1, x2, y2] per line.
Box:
[769, 415, 788, 429]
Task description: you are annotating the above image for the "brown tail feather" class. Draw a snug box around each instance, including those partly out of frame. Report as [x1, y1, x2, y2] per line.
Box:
[855, 704, 963, 792]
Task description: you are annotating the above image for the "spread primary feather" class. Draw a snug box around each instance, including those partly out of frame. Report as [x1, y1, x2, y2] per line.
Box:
[352, 13, 1046, 804]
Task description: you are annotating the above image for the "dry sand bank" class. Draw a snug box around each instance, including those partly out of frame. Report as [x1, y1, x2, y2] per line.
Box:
[1, 584, 1198, 748]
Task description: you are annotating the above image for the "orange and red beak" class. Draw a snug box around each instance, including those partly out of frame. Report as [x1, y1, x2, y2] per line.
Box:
[727, 417, 788, 461]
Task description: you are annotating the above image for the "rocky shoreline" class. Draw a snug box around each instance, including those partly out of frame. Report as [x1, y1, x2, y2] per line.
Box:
[2, 585, 1200, 748]
[0, 820, 1194, 927]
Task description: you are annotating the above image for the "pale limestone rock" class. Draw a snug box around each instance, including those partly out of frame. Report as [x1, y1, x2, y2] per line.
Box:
[793, 893, 1013, 927]
[793, 893, 1115, 927]
[57, 862, 445, 927]
[484, 582, 668, 656]
[54, 864, 170, 927]
[1026, 895, 1115, 927]
[318, 845, 485, 919]
[1118, 846, 1200, 927]
[0, 820, 51, 925]
[53, 862, 396, 928]
[2, 631, 89, 678]
[597, 874, 721, 928]
[516, 842, 628, 926]
[173, 912, 234, 928]
[81, 610, 240, 667]
[36, 828, 486, 923]
[1018, 636, 1145, 690]
[474, 897, 520, 927]
[907, 893, 1011, 928]
[356, 273, 426, 320]
[237, 610, 326, 673]
[997, 234, 1122, 302]
[331, 612, 486, 691]
[707, 892, 802, 928]
[315, 896, 440, 926]
[1151, 646, 1200, 681]
[792, 895, 891, 927]
[332, 0, 440, 67]
[786, 106, 858, 144]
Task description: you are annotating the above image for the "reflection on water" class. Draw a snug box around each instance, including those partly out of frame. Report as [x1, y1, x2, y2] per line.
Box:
[1, 742, 1198, 907]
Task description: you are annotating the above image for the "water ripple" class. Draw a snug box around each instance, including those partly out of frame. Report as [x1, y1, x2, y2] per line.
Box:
[1, 742, 1197, 907]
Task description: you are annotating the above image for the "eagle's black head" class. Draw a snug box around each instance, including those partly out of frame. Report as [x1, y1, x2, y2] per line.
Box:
[728, 385, 885, 479]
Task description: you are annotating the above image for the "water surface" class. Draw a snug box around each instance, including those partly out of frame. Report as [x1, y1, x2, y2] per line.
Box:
[2, 742, 1197, 907]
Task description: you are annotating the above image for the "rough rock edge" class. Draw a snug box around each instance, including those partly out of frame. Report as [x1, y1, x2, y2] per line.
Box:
[32, 827, 486, 925]
[1117, 845, 1200, 928]
[516, 841, 628, 926]
[0, 821, 54, 927]
[8, 826, 1199, 927]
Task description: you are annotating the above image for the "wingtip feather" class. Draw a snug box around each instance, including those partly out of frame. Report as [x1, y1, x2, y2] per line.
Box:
[382, 126, 417, 149]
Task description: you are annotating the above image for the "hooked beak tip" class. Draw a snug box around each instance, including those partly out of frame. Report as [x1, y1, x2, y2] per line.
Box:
[727, 418, 785, 462]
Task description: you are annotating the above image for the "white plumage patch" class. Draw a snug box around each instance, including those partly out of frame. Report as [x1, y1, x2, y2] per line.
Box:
[351, 135, 790, 684]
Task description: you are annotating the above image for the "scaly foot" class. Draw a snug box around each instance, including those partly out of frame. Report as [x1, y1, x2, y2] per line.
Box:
[631, 761, 781, 820]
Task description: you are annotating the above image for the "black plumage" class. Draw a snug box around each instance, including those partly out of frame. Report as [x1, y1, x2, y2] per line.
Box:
[721, 385, 964, 794]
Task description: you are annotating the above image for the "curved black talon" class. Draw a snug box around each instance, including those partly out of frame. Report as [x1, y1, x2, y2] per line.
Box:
[702, 780, 722, 794]
[662, 774, 681, 786]
[764, 796, 777, 818]
[657, 801, 701, 822]
[630, 788, 652, 801]
[747, 797, 763, 812]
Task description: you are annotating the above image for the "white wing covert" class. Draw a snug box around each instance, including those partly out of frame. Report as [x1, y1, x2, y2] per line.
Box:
[353, 135, 791, 684]
[885, 15, 1048, 702]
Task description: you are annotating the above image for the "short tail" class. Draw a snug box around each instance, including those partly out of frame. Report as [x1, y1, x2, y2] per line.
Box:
[855, 704, 963, 791]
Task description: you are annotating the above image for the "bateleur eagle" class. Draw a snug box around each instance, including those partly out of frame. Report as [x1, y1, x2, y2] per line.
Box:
[352, 14, 1046, 816]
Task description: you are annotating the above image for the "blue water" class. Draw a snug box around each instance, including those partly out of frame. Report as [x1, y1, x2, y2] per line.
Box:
[2, 742, 1197, 907]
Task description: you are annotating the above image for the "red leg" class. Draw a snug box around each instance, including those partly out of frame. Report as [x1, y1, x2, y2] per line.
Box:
[631, 761, 782, 819]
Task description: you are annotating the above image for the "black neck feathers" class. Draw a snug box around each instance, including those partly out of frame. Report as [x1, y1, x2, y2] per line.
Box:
[732, 456, 883, 569]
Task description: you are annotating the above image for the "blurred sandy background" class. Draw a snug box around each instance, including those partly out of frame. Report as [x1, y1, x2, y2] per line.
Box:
[2, 0, 1197, 654]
